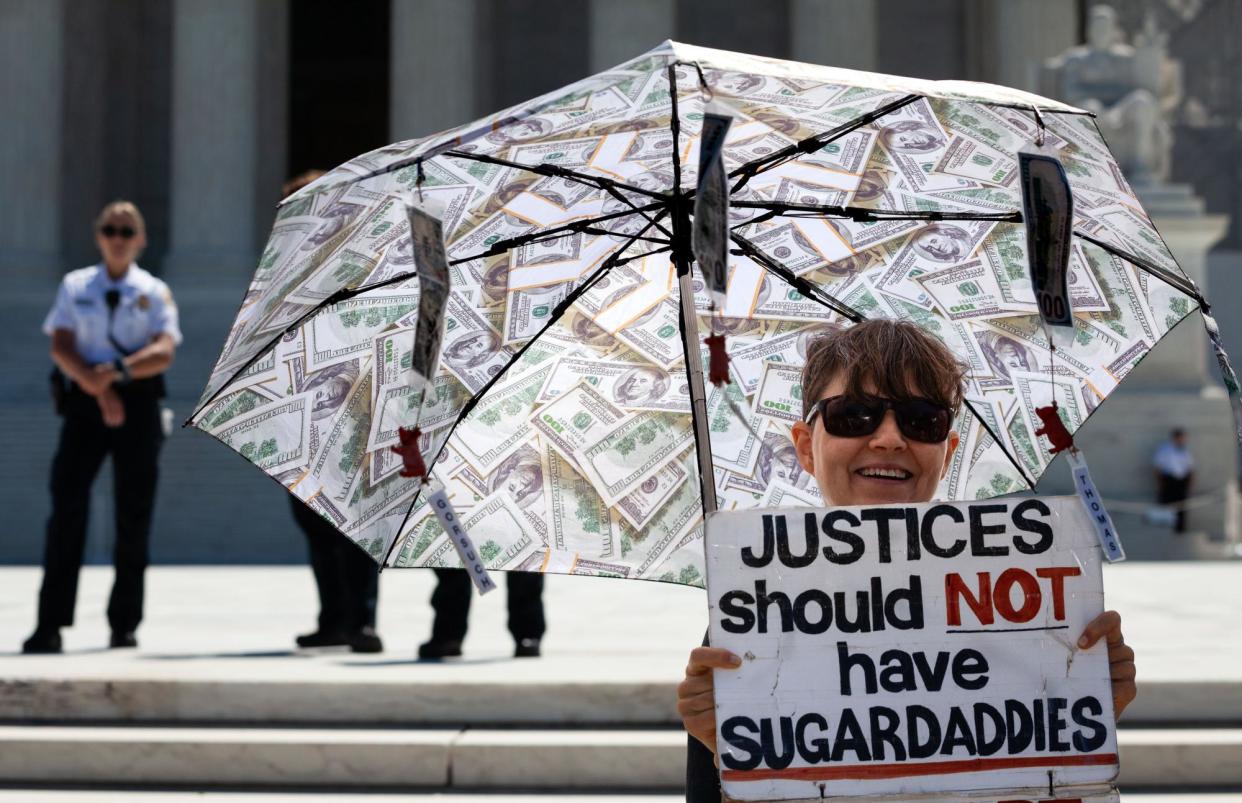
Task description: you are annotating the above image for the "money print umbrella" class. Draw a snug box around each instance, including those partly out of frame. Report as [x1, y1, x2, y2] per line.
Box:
[189, 42, 1233, 588]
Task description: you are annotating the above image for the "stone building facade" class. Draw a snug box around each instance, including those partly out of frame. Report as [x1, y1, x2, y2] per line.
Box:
[4, 0, 1233, 563]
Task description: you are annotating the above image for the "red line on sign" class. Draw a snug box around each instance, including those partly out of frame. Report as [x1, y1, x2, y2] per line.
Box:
[721, 753, 1118, 782]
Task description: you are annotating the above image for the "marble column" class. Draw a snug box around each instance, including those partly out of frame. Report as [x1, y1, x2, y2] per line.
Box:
[968, 0, 1077, 92]
[0, 0, 64, 276]
[790, 0, 877, 72]
[165, 0, 288, 283]
[390, 0, 479, 142]
[588, 0, 675, 73]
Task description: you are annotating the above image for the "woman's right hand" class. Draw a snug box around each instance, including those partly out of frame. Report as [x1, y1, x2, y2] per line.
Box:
[677, 646, 742, 755]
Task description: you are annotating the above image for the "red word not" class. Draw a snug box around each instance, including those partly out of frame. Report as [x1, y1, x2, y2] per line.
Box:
[945, 566, 1082, 626]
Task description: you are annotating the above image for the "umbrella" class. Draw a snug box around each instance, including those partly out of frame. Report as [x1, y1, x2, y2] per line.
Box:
[188, 41, 1235, 588]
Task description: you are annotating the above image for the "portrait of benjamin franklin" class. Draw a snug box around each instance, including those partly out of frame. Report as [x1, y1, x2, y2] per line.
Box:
[444, 330, 500, 369]
[385, 236, 414, 265]
[304, 361, 360, 421]
[481, 258, 510, 306]
[302, 202, 362, 249]
[705, 315, 763, 336]
[912, 224, 973, 263]
[978, 331, 1038, 382]
[486, 116, 553, 146]
[612, 366, 670, 406]
[756, 433, 811, 489]
[624, 170, 673, 196]
[715, 73, 764, 96]
[490, 446, 543, 510]
[569, 311, 616, 348]
[853, 168, 888, 203]
[879, 120, 944, 154]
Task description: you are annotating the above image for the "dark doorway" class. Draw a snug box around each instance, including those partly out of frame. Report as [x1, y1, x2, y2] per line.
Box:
[288, 0, 392, 177]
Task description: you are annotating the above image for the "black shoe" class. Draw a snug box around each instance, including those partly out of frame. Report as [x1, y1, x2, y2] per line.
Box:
[21, 628, 62, 655]
[109, 631, 138, 649]
[349, 626, 384, 654]
[296, 629, 350, 649]
[514, 638, 541, 658]
[418, 639, 463, 660]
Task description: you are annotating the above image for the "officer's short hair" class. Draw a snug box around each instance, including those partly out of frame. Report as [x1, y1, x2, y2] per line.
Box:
[95, 200, 146, 237]
[800, 319, 966, 421]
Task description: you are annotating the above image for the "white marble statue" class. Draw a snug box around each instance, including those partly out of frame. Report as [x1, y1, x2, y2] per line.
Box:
[1043, 4, 1182, 185]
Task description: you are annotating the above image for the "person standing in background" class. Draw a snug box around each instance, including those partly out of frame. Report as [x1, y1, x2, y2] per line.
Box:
[23, 201, 180, 655]
[281, 170, 383, 654]
[1153, 427, 1194, 534]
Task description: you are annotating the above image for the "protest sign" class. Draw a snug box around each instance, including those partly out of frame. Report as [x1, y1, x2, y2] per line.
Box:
[706, 497, 1118, 802]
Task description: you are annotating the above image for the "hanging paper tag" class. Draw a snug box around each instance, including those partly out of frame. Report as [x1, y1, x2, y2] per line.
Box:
[406, 199, 451, 393]
[1067, 450, 1126, 563]
[426, 483, 496, 594]
[692, 101, 733, 309]
[1019, 142, 1074, 328]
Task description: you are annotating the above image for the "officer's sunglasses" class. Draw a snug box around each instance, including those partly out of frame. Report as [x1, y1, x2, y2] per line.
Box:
[805, 394, 953, 444]
[99, 224, 136, 240]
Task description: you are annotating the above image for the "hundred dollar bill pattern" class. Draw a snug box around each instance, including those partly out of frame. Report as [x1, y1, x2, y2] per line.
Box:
[191, 41, 1203, 588]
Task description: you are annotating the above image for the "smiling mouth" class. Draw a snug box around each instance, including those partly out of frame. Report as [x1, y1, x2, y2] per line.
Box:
[856, 467, 913, 481]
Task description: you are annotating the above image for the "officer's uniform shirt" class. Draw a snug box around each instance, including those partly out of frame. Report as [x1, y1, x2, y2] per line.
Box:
[42, 263, 182, 364]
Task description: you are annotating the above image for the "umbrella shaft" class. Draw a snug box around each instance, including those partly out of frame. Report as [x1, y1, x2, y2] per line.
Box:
[677, 268, 719, 514]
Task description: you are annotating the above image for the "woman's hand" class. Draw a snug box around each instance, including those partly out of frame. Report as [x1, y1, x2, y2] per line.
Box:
[677, 646, 741, 755]
[1078, 610, 1137, 720]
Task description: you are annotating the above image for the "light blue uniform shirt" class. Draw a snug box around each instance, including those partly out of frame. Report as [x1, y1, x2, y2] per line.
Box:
[42, 263, 183, 364]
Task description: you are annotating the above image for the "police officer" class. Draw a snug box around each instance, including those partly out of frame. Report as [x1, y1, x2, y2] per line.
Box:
[22, 201, 180, 654]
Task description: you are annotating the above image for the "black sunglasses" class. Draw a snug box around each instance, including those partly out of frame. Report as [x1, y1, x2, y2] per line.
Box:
[100, 224, 136, 240]
[805, 395, 953, 444]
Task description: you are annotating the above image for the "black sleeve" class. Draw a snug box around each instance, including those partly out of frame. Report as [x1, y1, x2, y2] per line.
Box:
[686, 732, 723, 803]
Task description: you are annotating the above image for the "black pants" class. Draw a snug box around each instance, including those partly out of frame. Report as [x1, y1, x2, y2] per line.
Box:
[290, 496, 379, 633]
[1158, 473, 1191, 533]
[429, 567, 544, 643]
[36, 385, 163, 633]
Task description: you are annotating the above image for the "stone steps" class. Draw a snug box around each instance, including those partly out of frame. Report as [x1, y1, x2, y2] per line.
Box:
[0, 723, 1240, 791]
[4, 676, 1240, 726]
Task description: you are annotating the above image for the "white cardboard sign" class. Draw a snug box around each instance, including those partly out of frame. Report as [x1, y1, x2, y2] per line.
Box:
[706, 497, 1118, 802]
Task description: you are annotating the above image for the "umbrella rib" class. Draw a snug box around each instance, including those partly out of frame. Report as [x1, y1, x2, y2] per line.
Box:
[443, 149, 672, 202]
[960, 397, 1038, 491]
[186, 271, 420, 425]
[732, 200, 1022, 223]
[726, 94, 923, 195]
[1072, 231, 1205, 307]
[443, 150, 676, 241]
[729, 233, 865, 323]
[381, 211, 669, 569]
[447, 201, 667, 266]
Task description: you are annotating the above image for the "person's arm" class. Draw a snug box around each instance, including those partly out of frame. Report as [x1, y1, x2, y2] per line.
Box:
[51, 329, 125, 427]
[50, 329, 110, 396]
[117, 332, 176, 380]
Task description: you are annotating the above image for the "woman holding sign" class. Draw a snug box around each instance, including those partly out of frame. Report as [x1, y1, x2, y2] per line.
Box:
[678, 320, 1137, 802]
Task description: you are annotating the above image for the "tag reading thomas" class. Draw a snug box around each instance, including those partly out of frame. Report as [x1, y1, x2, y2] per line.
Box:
[705, 497, 1118, 802]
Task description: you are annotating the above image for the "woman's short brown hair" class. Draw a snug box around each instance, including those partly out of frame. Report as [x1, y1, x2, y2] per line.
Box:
[799, 319, 966, 420]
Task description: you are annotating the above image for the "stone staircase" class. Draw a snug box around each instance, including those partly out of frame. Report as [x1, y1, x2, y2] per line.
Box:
[1, 672, 1241, 795]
